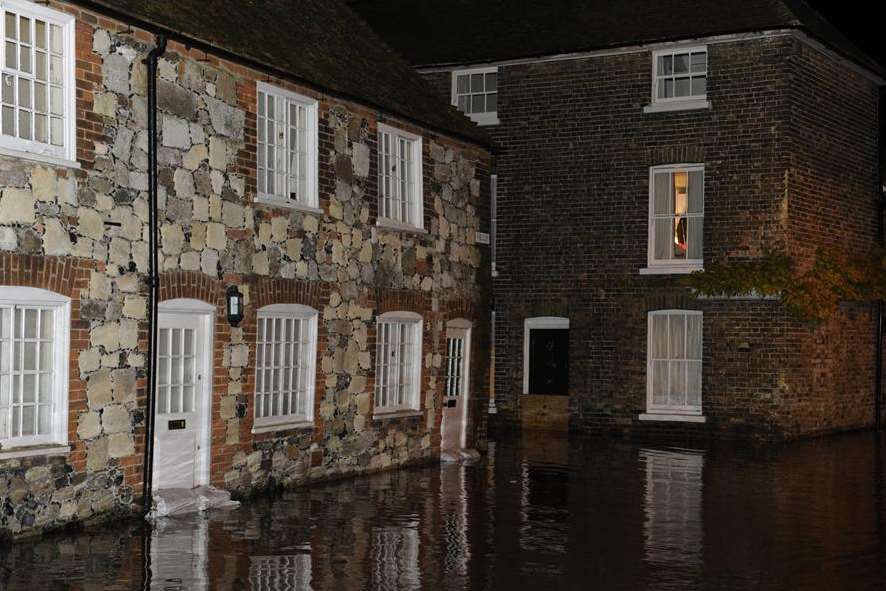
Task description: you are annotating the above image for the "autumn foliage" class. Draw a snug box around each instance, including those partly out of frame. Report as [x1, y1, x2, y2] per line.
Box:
[683, 249, 886, 321]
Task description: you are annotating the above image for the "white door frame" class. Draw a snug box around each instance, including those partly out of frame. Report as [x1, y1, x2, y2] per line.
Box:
[154, 298, 215, 490]
[444, 319, 472, 450]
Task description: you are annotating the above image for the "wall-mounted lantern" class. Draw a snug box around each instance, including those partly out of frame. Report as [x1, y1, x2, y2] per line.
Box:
[226, 285, 244, 327]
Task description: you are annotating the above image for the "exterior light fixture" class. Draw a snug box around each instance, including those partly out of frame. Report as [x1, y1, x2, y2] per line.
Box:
[226, 285, 244, 327]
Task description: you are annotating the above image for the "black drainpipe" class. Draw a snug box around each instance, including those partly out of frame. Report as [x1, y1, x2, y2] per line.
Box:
[142, 33, 167, 515]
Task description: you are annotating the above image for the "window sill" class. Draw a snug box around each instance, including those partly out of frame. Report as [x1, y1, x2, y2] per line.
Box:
[0, 443, 71, 461]
[372, 409, 423, 421]
[640, 265, 703, 276]
[376, 218, 428, 235]
[254, 195, 323, 216]
[643, 100, 711, 114]
[467, 113, 500, 126]
[693, 291, 780, 301]
[0, 146, 80, 170]
[639, 413, 706, 423]
[252, 420, 314, 435]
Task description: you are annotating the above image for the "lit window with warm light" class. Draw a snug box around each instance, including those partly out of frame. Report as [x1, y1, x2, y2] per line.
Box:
[643, 164, 704, 274]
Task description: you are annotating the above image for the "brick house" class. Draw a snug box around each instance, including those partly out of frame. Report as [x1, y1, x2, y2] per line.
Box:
[0, 0, 492, 538]
[351, 0, 885, 439]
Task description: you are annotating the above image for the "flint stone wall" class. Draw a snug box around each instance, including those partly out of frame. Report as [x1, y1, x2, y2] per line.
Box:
[0, 3, 491, 539]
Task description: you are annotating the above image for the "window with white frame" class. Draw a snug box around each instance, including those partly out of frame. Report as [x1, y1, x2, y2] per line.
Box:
[646, 164, 704, 272]
[652, 47, 707, 104]
[0, 287, 70, 450]
[256, 82, 319, 209]
[647, 310, 702, 416]
[374, 312, 422, 414]
[377, 123, 423, 229]
[451, 67, 499, 125]
[254, 304, 318, 429]
[0, 0, 75, 162]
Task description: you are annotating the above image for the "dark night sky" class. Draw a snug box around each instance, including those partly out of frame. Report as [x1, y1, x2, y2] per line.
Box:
[804, 0, 884, 144]
[805, 0, 884, 65]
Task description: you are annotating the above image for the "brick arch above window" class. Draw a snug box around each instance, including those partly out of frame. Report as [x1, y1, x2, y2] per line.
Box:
[442, 297, 481, 324]
[646, 145, 705, 166]
[158, 271, 224, 306]
[511, 299, 571, 320]
[0, 253, 89, 298]
[252, 277, 328, 310]
[643, 292, 701, 313]
[374, 289, 430, 316]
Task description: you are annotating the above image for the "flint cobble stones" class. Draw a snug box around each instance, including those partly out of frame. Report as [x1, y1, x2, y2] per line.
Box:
[0, 9, 490, 540]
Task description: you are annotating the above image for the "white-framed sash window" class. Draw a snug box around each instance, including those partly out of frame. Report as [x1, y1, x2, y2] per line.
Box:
[254, 304, 318, 430]
[374, 311, 422, 414]
[646, 310, 702, 417]
[0, 286, 70, 450]
[643, 46, 710, 114]
[643, 164, 704, 274]
[377, 123, 424, 230]
[451, 66, 499, 126]
[256, 82, 319, 210]
[0, 0, 76, 164]
[653, 47, 707, 102]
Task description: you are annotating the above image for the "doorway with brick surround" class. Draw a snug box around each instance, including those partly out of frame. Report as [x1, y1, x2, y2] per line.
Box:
[521, 317, 570, 431]
[153, 299, 214, 491]
[442, 319, 472, 453]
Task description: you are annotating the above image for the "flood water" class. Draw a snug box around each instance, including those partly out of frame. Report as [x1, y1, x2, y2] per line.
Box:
[2, 431, 886, 590]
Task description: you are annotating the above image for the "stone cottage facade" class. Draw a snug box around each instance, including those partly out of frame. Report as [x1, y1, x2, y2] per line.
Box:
[352, 0, 885, 440]
[0, 0, 491, 538]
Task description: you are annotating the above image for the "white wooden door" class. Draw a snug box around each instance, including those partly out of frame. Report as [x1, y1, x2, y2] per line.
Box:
[153, 306, 211, 490]
[442, 325, 470, 452]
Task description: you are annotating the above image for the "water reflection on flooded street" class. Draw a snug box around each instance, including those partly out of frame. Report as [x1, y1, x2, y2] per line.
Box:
[2, 431, 886, 590]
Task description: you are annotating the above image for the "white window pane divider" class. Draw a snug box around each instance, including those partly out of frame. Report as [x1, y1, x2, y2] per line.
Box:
[377, 123, 424, 231]
[645, 310, 703, 419]
[256, 82, 319, 211]
[374, 313, 422, 416]
[253, 305, 318, 432]
[643, 164, 705, 274]
[0, 287, 70, 453]
[0, 0, 75, 164]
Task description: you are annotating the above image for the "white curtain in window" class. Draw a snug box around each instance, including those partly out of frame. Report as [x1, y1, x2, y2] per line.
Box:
[652, 168, 704, 263]
[649, 312, 702, 412]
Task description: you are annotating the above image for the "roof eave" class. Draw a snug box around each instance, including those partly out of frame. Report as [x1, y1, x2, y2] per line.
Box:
[412, 25, 886, 85]
[72, 0, 492, 149]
